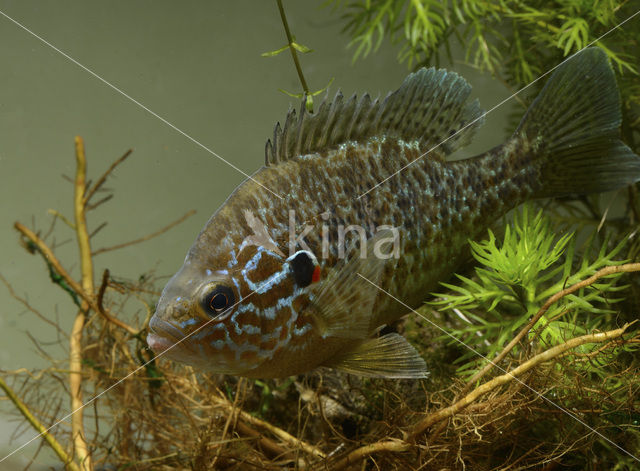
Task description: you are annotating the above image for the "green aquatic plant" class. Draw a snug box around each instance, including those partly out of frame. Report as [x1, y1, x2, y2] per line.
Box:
[327, 0, 640, 148]
[327, 0, 639, 76]
[430, 204, 632, 375]
[417, 204, 640, 469]
[262, 0, 334, 112]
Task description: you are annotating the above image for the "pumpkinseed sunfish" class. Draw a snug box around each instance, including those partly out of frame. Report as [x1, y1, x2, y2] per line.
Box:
[147, 48, 640, 378]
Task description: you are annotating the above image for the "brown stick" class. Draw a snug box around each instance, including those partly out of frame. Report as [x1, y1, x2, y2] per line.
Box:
[0, 376, 81, 471]
[96, 269, 109, 315]
[233, 419, 295, 460]
[69, 136, 93, 471]
[14, 222, 138, 335]
[213, 391, 326, 460]
[323, 440, 409, 470]
[91, 209, 196, 256]
[83, 148, 132, 206]
[460, 262, 640, 396]
[0, 274, 65, 336]
[411, 325, 630, 437]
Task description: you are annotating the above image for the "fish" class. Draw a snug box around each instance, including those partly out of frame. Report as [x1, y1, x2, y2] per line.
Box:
[147, 47, 640, 379]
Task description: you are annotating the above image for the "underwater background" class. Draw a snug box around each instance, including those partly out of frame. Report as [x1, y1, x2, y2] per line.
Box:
[0, 1, 526, 468]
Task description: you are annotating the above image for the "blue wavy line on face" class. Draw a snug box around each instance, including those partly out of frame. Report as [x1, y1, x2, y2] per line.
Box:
[192, 323, 225, 341]
[210, 329, 231, 350]
[231, 308, 261, 335]
[233, 340, 261, 361]
[227, 249, 238, 269]
[240, 246, 291, 294]
[245, 246, 264, 271]
[230, 275, 242, 301]
[179, 318, 198, 329]
[190, 242, 315, 363]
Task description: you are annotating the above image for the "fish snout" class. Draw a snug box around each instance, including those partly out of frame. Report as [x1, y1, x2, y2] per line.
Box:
[146, 332, 174, 354]
[147, 315, 187, 355]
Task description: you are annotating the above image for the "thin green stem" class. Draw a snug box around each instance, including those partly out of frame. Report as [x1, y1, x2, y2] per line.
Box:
[276, 0, 310, 103]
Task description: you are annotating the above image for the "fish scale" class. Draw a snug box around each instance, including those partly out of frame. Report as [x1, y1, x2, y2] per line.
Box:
[227, 137, 536, 330]
[148, 48, 640, 378]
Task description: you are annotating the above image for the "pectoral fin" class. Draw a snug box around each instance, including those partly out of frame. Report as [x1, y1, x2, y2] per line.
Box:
[310, 229, 396, 339]
[325, 333, 429, 379]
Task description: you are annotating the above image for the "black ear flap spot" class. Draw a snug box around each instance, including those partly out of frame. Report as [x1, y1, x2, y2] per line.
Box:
[290, 251, 316, 287]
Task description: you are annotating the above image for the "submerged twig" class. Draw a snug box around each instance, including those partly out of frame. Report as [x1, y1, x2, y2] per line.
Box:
[85, 194, 113, 212]
[83, 148, 132, 206]
[96, 269, 109, 316]
[91, 209, 196, 256]
[212, 389, 326, 460]
[0, 376, 81, 471]
[70, 136, 93, 471]
[460, 262, 640, 396]
[0, 274, 66, 336]
[410, 325, 631, 437]
[14, 222, 138, 336]
[328, 325, 632, 470]
[47, 209, 75, 230]
[323, 440, 409, 471]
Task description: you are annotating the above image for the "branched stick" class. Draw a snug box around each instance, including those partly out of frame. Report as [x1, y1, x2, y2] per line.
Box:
[213, 390, 326, 460]
[91, 209, 196, 256]
[460, 262, 640, 396]
[410, 325, 630, 438]
[0, 274, 66, 336]
[211, 379, 244, 469]
[70, 136, 93, 471]
[83, 148, 132, 206]
[321, 440, 410, 470]
[232, 419, 297, 460]
[0, 376, 81, 471]
[97, 269, 109, 315]
[327, 325, 631, 470]
[14, 222, 138, 335]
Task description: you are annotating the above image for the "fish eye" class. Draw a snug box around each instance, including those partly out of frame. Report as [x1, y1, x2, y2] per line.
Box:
[202, 285, 235, 316]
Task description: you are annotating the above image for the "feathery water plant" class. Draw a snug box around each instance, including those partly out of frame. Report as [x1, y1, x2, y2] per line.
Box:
[327, 0, 640, 150]
[327, 0, 639, 78]
[430, 204, 630, 375]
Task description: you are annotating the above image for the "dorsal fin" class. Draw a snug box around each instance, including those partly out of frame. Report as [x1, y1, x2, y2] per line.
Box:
[265, 67, 485, 166]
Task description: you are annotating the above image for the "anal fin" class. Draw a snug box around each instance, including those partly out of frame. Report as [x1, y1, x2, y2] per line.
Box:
[326, 333, 428, 379]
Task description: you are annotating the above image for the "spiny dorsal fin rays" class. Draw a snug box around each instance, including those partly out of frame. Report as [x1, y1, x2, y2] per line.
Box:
[264, 67, 486, 166]
[328, 93, 358, 144]
[309, 229, 398, 339]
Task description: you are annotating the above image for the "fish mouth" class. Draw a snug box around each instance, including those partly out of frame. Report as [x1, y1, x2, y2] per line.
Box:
[147, 316, 187, 356]
[146, 333, 175, 354]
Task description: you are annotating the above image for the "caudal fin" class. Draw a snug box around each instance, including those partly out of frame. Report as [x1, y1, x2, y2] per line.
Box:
[516, 47, 640, 197]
